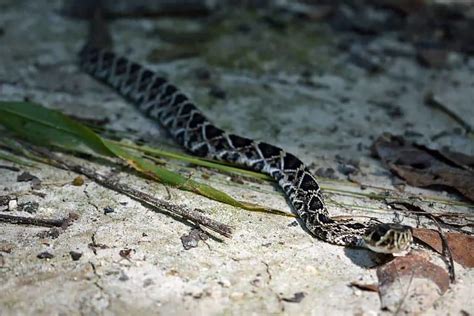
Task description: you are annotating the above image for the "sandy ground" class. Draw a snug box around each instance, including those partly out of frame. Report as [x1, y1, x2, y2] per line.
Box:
[0, 1, 473, 315]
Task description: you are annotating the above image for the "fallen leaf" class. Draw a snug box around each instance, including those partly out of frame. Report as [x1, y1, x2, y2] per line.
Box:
[372, 134, 474, 201]
[377, 251, 449, 313]
[413, 228, 474, 268]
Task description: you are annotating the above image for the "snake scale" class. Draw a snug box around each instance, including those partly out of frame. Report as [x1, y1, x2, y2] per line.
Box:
[79, 23, 412, 253]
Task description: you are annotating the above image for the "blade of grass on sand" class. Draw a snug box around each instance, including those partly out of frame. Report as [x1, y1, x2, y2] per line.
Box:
[0, 101, 290, 216]
[112, 140, 272, 181]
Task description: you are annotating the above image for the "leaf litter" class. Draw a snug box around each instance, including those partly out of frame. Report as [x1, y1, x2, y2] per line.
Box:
[372, 133, 474, 202]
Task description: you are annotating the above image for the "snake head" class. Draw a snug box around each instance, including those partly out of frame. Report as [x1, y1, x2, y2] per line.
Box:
[363, 223, 413, 254]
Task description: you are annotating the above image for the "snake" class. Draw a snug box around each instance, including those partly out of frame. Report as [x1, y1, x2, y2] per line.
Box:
[78, 22, 412, 254]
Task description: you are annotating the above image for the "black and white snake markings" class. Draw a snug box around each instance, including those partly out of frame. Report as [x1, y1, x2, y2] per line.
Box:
[79, 37, 412, 253]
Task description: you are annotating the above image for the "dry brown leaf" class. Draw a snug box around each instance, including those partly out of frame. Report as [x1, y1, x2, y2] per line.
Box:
[372, 134, 474, 202]
[377, 251, 449, 313]
[413, 228, 474, 268]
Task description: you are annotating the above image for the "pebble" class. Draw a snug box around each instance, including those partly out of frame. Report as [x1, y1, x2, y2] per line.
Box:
[8, 199, 17, 211]
[69, 251, 82, 261]
[37, 251, 54, 259]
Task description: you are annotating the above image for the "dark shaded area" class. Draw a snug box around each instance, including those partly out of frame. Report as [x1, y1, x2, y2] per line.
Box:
[63, 0, 474, 70]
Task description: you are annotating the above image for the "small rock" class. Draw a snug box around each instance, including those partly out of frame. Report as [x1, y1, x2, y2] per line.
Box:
[119, 248, 133, 259]
[37, 251, 54, 259]
[103, 206, 115, 214]
[17, 171, 37, 182]
[180, 228, 208, 250]
[8, 199, 17, 211]
[281, 292, 306, 303]
[69, 251, 82, 261]
[218, 278, 231, 288]
[181, 234, 199, 250]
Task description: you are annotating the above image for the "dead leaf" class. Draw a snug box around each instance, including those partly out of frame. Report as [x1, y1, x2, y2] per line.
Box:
[372, 134, 474, 201]
[377, 251, 450, 313]
[413, 228, 474, 268]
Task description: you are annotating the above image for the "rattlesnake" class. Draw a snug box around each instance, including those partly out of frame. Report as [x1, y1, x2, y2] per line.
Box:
[79, 23, 412, 254]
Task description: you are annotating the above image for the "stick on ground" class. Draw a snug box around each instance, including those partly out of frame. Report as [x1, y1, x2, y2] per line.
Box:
[30, 146, 233, 238]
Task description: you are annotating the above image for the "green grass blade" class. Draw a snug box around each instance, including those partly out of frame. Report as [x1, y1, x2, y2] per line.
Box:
[0, 101, 114, 157]
[0, 101, 287, 215]
[112, 140, 272, 181]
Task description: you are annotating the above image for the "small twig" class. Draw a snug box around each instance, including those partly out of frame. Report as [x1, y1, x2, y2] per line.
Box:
[29, 146, 233, 238]
[0, 213, 73, 228]
[427, 214, 456, 283]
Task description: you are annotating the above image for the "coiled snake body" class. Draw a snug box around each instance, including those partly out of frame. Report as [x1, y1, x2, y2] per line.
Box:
[79, 40, 412, 253]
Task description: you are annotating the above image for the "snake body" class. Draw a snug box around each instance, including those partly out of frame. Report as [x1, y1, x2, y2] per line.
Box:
[79, 42, 412, 253]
